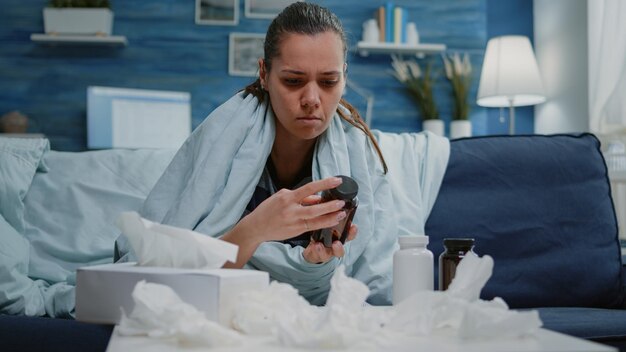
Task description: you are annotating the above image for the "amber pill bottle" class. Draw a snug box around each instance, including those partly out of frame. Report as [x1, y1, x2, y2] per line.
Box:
[438, 238, 475, 291]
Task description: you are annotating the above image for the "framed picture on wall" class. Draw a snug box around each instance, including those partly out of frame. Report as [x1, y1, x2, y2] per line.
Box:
[229, 32, 265, 77]
[195, 0, 239, 25]
[245, 0, 300, 19]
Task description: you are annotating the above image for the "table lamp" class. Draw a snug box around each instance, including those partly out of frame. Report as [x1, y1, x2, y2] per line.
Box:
[477, 35, 546, 134]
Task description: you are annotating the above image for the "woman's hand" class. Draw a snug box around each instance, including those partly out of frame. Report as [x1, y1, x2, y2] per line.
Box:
[242, 176, 348, 243]
[223, 176, 358, 269]
[302, 223, 358, 264]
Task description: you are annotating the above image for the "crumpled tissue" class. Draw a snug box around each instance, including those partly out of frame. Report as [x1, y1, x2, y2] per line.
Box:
[230, 280, 320, 336]
[243, 267, 384, 349]
[232, 253, 542, 348]
[385, 253, 542, 339]
[117, 280, 243, 347]
[117, 252, 542, 349]
[116, 211, 238, 269]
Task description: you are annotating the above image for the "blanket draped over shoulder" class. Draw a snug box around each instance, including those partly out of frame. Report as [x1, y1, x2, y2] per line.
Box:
[117, 92, 449, 305]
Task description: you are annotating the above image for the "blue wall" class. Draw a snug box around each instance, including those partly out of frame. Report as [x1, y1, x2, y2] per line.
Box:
[0, 0, 532, 151]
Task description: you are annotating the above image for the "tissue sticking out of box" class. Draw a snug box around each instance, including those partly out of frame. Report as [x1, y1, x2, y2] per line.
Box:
[116, 211, 238, 269]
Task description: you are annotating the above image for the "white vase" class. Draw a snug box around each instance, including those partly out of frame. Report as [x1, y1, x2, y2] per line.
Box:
[422, 119, 444, 136]
[43, 8, 113, 36]
[362, 19, 379, 43]
[450, 120, 472, 139]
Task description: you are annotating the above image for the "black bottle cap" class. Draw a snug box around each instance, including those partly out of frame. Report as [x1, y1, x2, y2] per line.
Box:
[328, 175, 358, 200]
[443, 238, 475, 250]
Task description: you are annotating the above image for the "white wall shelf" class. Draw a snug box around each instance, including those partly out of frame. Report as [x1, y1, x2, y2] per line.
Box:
[356, 41, 446, 58]
[30, 34, 127, 46]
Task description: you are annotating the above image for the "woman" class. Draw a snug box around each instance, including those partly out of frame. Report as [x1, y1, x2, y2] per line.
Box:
[116, 2, 448, 305]
[222, 2, 388, 269]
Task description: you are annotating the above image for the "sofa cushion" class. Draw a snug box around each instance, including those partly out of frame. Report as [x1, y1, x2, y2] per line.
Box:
[425, 134, 623, 308]
[0, 138, 52, 316]
[20, 148, 175, 317]
[0, 314, 112, 352]
[0, 136, 176, 317]
[0, 137, 48, 233]
[535, 307, 626, 340]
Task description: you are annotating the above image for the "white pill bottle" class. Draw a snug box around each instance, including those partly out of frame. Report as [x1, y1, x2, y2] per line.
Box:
[392, 235, 434, 305]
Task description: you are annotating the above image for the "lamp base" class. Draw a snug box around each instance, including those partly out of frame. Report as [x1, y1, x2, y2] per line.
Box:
[508, 100, 516, 135]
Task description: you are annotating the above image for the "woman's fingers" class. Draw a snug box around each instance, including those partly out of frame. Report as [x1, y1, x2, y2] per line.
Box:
[291, 177, 348, 229]
[249, 176, 349, 243]
[303, 241, 333, 263]
[293, 177, 342, 200]
[300, 194, 322, 206]
[331, 240, 345, 257]
[301, 209, 346, 232]
[302, 242, 321, 263]
[346, 223, 358, 242]
[299, 200, 345, 221]
[302, 239, 348, 264]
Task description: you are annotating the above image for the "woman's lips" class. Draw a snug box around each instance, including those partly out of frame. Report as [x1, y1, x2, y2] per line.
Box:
[296, 116, 322, 126]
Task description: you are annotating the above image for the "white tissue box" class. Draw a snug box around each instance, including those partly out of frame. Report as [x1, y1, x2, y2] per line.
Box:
[75, 262, 269, 326]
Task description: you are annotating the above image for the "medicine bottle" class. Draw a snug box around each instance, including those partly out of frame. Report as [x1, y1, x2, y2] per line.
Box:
[438, 238, 475, 291]
[311, 175, 358, 247]
[393, 235, 434, 305]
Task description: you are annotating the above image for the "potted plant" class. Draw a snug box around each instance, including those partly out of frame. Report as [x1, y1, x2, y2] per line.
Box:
[442, 52, 473, 139]
[44, 0, 113, 36]
[391, 55, 443, 136]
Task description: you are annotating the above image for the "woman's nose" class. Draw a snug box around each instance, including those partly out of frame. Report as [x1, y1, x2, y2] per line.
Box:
[301, 83, 321, 109]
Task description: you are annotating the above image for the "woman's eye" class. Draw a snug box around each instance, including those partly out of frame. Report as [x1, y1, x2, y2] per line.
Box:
[283, 78, 301, 85]
[322, 80, 339, 87]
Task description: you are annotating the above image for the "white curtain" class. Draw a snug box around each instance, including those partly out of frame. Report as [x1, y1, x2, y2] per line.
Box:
[589, 0, 626, 240]
[588, 0, 626, 133]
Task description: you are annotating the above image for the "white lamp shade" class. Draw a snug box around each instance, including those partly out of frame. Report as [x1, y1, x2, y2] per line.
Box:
[477, 35, 546, 107]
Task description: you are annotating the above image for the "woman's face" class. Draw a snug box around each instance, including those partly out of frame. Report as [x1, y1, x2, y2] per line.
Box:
[260, 31, 346, 143]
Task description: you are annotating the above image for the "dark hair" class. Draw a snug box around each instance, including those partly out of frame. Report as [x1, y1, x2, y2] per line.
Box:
[244, 2, 387, 173]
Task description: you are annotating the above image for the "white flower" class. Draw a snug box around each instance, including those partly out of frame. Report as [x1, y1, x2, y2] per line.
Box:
[441, 52, 473, 120]
[443, 54, 453, 79]
[453, 52, 464, 76]
[391, 54, 408, 82]
[391, 54, 422, 83]
[462, 52, 472, 76]
[407, 59, 422, 79]
[389, 54, 439, 120]
[443, 52, 472, 79]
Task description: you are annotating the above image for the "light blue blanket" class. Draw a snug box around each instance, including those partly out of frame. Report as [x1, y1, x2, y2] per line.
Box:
[0, 138, 67, 317]
[117, 92, 450, 305]
[0, 137, 175, 317]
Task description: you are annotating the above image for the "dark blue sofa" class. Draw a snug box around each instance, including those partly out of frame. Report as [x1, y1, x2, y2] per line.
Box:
[0, 314, 112, 352]
[426, 133, 626, 351]
[1, 133, 624, 351]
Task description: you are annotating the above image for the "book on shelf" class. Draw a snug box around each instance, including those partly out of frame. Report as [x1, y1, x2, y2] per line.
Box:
[377, 6, 385, 43]
[385, 2, 393, 43]
[375, 3, 410, 45]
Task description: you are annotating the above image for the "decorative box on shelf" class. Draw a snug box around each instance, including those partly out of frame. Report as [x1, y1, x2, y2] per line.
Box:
[44, 7, 113, 36]
[356, 41, 446, 58]
[32, 6, 127, 47]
